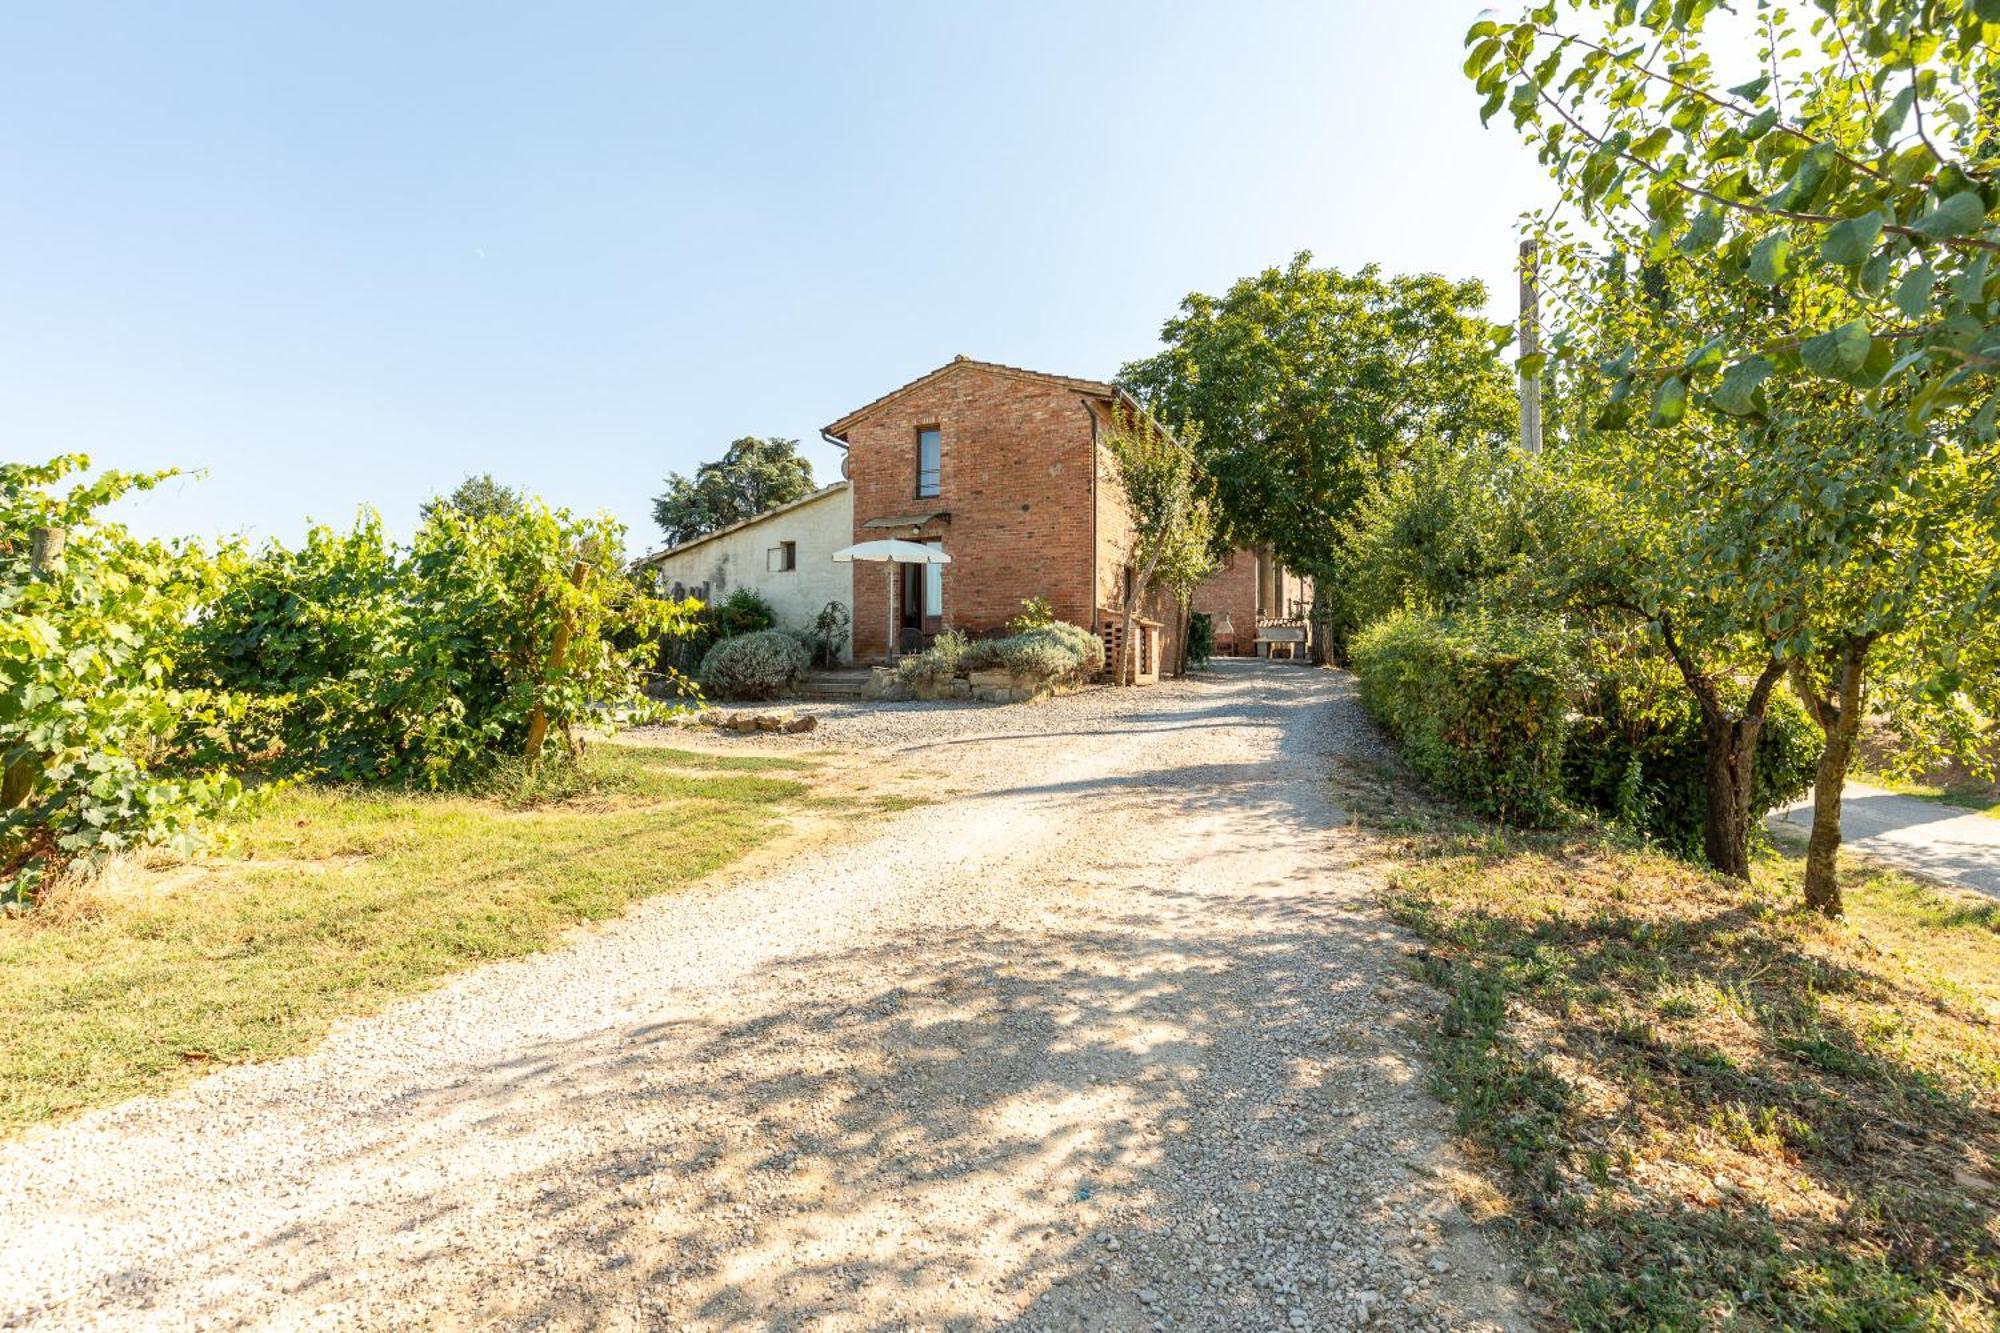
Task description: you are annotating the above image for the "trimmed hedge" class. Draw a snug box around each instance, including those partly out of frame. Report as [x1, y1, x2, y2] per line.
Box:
[1565, 652, 1818, 858]
[1353, 611, 1821, 846]
[698, 629, 810, 700]
[1352, 611, 1581, 827]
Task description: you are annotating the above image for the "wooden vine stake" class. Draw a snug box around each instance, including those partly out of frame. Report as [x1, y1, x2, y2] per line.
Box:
[4, 527, 66, 810]
[523, 542, 597, 768]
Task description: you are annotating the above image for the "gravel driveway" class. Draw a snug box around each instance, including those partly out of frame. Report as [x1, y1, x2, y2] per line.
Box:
[0, 661, 1530, 1331]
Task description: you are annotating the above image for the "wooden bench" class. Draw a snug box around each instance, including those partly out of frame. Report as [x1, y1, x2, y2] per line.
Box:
[1255, 626, 1307, 661]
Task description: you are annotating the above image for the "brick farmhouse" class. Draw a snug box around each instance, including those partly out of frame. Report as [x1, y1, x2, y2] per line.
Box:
[640, 356, 1310, 672]
[824, 357, 1308, 668]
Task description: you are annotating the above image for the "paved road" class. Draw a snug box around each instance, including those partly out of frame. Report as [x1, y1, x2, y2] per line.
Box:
[0, 663, 1528, 1332]
[1771, 781, 2000, 898]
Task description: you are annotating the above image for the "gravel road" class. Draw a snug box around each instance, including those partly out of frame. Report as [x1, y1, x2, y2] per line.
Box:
[0, 660, 1530, 1331]
[1771, 781, 2000, 898]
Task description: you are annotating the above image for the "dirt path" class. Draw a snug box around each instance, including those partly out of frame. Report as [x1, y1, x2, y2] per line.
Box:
[0, 663, 1530, 1331]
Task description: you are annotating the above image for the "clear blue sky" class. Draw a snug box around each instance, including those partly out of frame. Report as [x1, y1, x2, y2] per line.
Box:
[2, 2, 1550, 554]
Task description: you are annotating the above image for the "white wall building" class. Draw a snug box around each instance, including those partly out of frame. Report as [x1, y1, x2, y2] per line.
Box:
[635, 482, 856, 662]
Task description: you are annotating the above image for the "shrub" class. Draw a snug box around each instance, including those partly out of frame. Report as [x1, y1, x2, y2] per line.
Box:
[897, 629, 968, 686]
[963, 622, 1105, 687]
[1352, 610, 1582, 827]
[699, 629, 810, 700]
[1008, 595, 1056, 633]
[3, 457, 252, 903]
[804, 600, 850, 669]
[1566, 650, 1819, 857]
[1186, 612, 1215, 669]
[711, 587, 775, 639]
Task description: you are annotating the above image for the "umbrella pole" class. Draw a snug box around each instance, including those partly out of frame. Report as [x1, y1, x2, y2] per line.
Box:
[884, 561, 896, 666]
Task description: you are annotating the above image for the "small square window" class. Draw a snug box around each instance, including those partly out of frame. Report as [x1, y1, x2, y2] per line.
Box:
[767, 541, 796, 572]
[917, 427, 941, 498]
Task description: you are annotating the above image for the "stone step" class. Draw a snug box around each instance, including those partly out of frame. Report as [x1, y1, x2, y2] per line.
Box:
[797, 671, 872, 702]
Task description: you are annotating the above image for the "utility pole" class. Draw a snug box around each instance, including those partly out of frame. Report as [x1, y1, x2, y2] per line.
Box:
[1518, 238, 1543, 456]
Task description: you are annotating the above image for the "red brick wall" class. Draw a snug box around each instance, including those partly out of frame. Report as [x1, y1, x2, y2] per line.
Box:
[1190, 551, 1260, 656]
[842, 364, 1100, 660]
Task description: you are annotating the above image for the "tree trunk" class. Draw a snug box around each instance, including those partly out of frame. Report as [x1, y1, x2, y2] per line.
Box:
[1793, 636, 1871, 918]
[1658, 614, 1785, 882]
[1700, 713, 1761, 880]
[1803, 732, 1854, 916]
[524, 554, 592, 765]
[1308, 593, 1332, 667]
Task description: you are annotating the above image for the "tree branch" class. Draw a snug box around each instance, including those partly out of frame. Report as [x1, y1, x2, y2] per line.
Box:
[1534, 87, 2000, 255]
[1533, 26, 1890, 185]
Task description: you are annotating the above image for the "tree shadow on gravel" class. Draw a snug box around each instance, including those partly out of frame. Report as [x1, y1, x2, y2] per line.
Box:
[302, 910, 1436, 1330]
[184, 669, 1504, 1331]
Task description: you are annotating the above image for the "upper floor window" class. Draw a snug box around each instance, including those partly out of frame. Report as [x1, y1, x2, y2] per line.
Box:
[767, 540, 796, 573]
[916, 427, 941, 498]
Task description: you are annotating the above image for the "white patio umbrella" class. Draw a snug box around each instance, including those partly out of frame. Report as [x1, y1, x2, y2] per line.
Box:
[832, 539, 952, 665]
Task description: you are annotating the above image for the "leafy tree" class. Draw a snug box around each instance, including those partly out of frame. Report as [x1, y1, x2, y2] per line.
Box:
[1338, 439, 1550, 629]
[1118, 253, 1515, 659]
[1472, 3, 2000, 908]
[652, 437, 816, 547]
[1104, 413, 1217, 684]
[424, 473, 522, 521]
[2, 457, 249, 902]
[1469, 1, 2000, 436]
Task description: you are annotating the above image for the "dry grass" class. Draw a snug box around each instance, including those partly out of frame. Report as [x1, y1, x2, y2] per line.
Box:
[0, 742, 813, 1133]
[1375, 815, 1999, 1330]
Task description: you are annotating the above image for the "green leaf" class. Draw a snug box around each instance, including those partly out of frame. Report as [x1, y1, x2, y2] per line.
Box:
[1954, 251, 1991, 304]
[1975, 392, 2000, 443]
[1978, 0, 2000, 22]
[1800, 320, 1872, 378]
[1682, 337, 1725, 377]
[1893, 264, 1936, 319]
[1859, 251, 1892, 296]
[1873, 86, 1916, 149]
[1678, 210, 1726, 255]
[1710, 356, 1773, 416]
[1744, 108, 1778, 139]
[1516, 351, 1548, 379]
[1729, 75, 1771, 101]
[1912, 191, 1987, 240]
[1748, 231, 1793, 285]
[1650, 375, 1689, 427]
[1819, 212, 1883, 268]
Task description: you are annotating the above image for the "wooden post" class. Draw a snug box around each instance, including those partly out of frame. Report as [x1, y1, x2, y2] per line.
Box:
[1519, 238, 1543, 456]
[4, 527, 66, 812]
[883, 561, 896, 666]
[30, 526, 66, 571]
[523, 548, 594, 765]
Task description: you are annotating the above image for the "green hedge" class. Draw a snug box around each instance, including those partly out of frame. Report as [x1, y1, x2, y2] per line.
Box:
[1353, 611, 1820, 847]
[1352, 611, 1581, 826]
[1565, 652, 1818, 858]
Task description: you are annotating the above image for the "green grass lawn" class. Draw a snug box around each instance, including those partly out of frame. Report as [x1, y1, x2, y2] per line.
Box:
[1372, 811, 2000, 1330]
[0, 742, 812, 1133]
